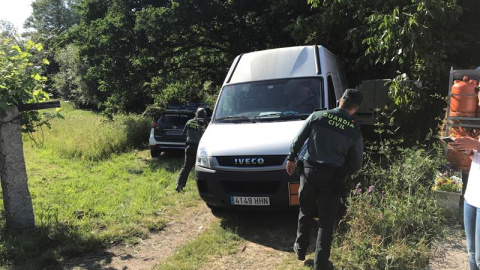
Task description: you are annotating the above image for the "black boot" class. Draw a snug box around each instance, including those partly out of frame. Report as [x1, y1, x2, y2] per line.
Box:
[293, 243, 306, 260]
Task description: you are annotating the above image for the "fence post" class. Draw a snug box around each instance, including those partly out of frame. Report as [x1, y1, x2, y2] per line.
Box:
[0, 106, 35, 231]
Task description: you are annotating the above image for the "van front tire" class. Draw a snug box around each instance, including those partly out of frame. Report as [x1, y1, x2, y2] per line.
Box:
[150, 148, 161, 158]
[206, 203, 224, 216]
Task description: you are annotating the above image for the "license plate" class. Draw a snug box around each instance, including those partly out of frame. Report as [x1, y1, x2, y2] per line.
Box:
[230, 196, 270, 206]
[166, 130, 182, 136]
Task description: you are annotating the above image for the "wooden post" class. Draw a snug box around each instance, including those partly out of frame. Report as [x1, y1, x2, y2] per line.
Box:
[0, 106, 35, 231]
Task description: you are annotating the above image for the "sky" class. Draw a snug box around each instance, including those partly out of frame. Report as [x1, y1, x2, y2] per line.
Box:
[0, 0, 34, 33]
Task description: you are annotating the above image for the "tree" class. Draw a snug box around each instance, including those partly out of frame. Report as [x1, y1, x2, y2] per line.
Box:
[0, 20, 19, 41]
[66, 0, 314, 113]
[0, 39, 49, 115]
[24, 0, 80, 100]
[302, 0, 464, 143]
[25, 0, 79, 39]
[52, 44, 86, 102]
[447, 0, 480, 69]
[47, 0, 480, 144]
[0, 38, 51, 232]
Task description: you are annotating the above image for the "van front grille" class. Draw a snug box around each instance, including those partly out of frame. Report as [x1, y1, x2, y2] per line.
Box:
[216, 155, 286, 167]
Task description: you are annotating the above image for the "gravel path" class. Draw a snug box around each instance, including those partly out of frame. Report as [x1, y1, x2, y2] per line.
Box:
[428, 209, 468, 270]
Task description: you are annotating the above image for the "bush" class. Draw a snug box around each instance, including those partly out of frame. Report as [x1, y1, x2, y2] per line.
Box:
[331, 147, 445, 269]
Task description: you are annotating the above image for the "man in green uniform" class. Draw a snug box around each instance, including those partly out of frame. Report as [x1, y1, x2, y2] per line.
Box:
[286, 89, 364, 270]
[176, 107, 209, 192]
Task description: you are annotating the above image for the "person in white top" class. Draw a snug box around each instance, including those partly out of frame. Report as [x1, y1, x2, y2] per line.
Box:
[449, 137, 480, 270]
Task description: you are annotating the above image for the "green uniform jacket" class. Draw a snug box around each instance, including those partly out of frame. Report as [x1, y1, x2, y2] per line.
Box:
[287, 108, 363, 173]
[183, 118, 208, 144]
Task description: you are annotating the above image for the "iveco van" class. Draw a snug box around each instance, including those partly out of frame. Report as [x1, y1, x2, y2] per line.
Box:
[195, 45, 348, 209]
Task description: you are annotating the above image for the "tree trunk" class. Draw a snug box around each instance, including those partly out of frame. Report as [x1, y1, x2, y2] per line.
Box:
[0, 106, 35, 232]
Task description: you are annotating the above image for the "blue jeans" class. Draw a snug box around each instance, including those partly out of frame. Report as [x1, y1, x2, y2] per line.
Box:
[464, 200, 480, 270]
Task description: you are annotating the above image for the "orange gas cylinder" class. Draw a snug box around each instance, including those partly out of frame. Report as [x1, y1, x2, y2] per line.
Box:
[450, 76, 478, 117]
[446, 148, 472, 171]
[476, 82, 480, 118]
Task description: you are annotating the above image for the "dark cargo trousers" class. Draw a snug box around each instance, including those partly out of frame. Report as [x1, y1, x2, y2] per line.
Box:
[176, 143, 198, 189]
[295, 163, 342, 270]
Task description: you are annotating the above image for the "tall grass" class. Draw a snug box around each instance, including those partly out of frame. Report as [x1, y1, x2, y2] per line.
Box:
[27, 101, 151, 160]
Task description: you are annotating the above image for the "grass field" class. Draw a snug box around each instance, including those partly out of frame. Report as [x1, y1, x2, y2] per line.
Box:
[0, 103, 207, 268]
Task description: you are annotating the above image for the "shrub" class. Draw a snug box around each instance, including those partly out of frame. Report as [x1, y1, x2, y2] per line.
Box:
[331, 147, 445, 269]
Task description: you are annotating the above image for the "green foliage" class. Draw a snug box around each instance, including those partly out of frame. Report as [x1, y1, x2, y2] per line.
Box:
[359, 0, 459, 138]
[301, 0, 466, 143]
[0, 39, 48, 109]
[331, 146, 445, 269]
[25, 0, 78, 35]
[27, 101, 151, 160]
[25, 0, 80, 104]
[0, 38, 57, 133]
[151, 81, 190, 108]
[52, 44, 84, 101]
[21, 0, 480, 144]
[0, 20, 18, 41]
[56, 0, 312, 114]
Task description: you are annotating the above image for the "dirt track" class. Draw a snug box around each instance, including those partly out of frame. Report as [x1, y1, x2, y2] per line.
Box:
[60, 202, 468, 270]
[61, 203, 216, 270]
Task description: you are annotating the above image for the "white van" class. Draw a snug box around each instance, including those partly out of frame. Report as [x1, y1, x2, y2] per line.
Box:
[195, 45, 348, 209]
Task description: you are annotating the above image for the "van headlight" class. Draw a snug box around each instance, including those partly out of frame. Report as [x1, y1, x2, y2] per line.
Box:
[196, 146, 211, 168]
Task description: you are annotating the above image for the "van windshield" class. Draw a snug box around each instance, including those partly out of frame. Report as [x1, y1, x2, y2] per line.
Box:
[214, 78, 323, 123]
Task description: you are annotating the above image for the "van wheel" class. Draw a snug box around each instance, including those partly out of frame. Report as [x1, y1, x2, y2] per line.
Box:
[150, 149, 161, 158]
[206, 204, 223, 216]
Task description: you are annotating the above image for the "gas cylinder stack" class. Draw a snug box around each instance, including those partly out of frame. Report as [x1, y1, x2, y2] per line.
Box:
[445, 69, 480, 171]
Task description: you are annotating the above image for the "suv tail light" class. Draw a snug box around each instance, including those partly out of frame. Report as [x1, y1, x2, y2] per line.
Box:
[151, 122, 160, 128]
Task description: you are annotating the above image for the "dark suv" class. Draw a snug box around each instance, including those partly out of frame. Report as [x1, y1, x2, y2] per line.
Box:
[148, 108, 196, 157]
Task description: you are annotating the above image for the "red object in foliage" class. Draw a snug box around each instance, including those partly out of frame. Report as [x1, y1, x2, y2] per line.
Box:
[450, 76, 478, 117]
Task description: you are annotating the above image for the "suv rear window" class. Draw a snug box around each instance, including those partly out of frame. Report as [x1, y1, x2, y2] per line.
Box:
[158, 114, 191, 125]
[156, 112, 195, 127]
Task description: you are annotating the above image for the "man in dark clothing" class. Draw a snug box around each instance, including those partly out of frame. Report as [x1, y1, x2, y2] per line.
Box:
[175, 107, 209, 192]
[287, 82, 317, 113]
[286, 89, 364, 270]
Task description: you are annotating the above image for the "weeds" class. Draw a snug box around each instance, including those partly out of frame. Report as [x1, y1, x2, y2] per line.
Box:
[331, 144, 446, 269]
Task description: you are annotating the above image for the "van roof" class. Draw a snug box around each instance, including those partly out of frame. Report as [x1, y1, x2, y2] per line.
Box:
[225, 45, 332, 85]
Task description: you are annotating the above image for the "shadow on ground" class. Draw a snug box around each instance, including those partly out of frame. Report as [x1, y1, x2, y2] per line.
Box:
[2, 223, 114, 270]
[215, 201, 349, 252]
[217, 209, 307, 253]
[147, 150, 184, 173]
